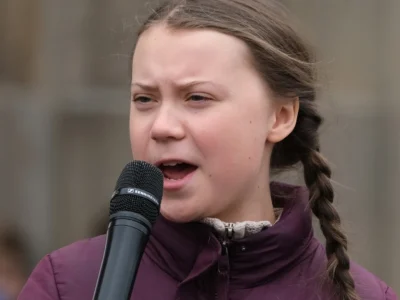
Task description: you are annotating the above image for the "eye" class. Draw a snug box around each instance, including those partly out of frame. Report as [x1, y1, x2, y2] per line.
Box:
[133, 96, 153, 103]
[187, 94, 211, 102]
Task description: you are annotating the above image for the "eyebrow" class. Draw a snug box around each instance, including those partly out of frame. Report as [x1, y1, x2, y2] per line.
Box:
[131, 82, 158, 92]
[131, 80, 225, 92]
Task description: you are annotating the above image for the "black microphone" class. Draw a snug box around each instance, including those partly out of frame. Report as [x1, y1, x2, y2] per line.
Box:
[92, 160, 164, 300]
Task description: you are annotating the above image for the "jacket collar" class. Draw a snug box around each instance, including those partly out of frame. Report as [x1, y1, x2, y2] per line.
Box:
[146, 182, 318, 288]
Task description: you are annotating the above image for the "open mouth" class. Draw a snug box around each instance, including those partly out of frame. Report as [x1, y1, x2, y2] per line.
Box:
[157, 161, 198, 181]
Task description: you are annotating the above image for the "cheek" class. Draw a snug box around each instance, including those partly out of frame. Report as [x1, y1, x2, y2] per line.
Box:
[194, 109, 269, 178]
[129, 115, 149, 155]
[199, 110, 266, 151]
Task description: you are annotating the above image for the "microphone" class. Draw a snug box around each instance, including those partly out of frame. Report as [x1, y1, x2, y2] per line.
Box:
[92, 160, 164, 300]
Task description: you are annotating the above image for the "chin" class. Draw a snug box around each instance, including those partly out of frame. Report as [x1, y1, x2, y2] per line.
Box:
[160, 205, 205, 224]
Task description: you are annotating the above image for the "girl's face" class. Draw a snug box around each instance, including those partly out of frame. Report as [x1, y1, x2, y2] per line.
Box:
[130, 25, 297, 222]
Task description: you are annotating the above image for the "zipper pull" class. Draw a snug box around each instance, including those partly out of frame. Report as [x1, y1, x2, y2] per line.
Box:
[225, 223, 234, 240]
[220, 223, 234, 256]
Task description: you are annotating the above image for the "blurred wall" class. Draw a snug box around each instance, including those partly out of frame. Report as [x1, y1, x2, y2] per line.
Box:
[0, 0, 399, 292]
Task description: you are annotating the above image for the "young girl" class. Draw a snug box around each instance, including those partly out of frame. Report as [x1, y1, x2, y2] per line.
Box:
[18, 0, 397, 299]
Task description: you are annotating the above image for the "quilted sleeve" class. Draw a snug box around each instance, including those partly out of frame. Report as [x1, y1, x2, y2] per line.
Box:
[17, 255, 60, 300]
[385, 285, 398, 300]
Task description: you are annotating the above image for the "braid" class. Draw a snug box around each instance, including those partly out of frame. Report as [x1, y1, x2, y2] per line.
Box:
[272, 101, 359, 300]
[302, 150, 359, 300]
[296, 102, 358, 300]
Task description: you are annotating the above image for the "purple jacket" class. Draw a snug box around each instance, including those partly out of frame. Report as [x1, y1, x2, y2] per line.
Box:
[18, 183, 397, 299]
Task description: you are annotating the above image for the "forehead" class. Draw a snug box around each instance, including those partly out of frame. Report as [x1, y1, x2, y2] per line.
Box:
[131, 25, 254, 81]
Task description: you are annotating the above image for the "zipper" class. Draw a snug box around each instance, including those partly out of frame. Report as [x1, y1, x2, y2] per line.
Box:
[226, 223, 234, 240]
[214, 223, 234, 300]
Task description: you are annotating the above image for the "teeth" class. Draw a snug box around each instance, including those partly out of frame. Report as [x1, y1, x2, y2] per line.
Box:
[162, 162, 180, 167]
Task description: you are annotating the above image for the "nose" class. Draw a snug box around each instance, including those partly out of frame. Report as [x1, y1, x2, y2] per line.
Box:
[150, 106, 185, 142]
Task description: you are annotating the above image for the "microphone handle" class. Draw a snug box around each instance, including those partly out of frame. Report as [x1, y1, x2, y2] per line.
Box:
[93, 212, 151, 300]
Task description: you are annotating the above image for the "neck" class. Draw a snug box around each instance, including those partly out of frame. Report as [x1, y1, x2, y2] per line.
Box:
[211, 176, 276, 224]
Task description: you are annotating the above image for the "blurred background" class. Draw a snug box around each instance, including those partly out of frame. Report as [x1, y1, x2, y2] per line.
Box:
[0, 0, 399, 298]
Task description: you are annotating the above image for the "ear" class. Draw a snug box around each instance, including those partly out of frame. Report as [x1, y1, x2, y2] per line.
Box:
[267, 97, 299, 143]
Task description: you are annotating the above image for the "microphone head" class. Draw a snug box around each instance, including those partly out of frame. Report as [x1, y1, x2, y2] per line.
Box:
[110, 161, 164, 225]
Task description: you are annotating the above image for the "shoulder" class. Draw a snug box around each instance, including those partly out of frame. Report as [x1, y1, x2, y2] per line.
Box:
[19, 235, 106, 300]
[307, 243, 398, 300]
[49, 235, 107, 297]
[49, 235, 106, 274]
[19, 235, 177, 300]
[350, 262, 398, 300]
